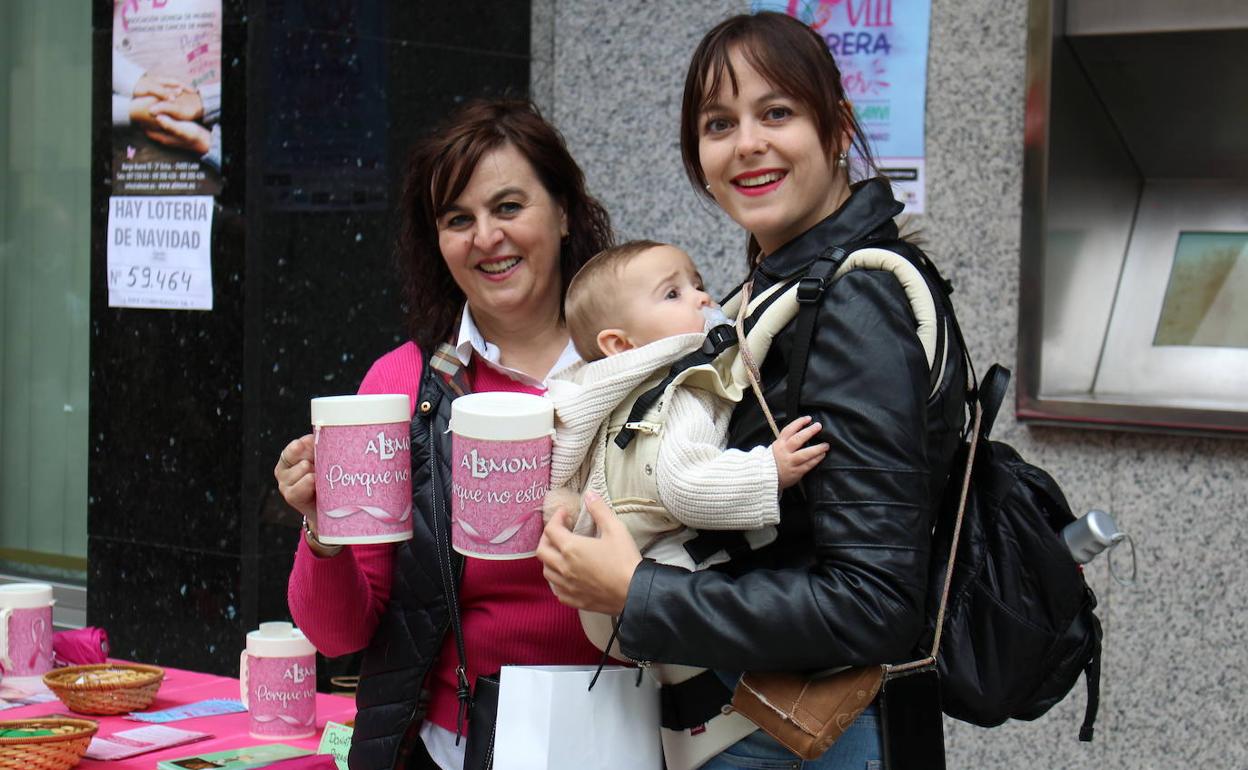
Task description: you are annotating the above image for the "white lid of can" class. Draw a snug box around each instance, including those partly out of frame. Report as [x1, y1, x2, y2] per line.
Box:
[450, 392, 553, 440]
[311, 394, 409, 426]
[246, 621, 316, 657]
[0, 582, 54, 609]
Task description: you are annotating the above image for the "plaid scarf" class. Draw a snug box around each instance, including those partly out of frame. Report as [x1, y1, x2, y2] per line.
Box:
[429, 341, 473, 397]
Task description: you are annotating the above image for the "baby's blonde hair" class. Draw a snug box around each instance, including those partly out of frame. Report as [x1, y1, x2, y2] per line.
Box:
[565, 239, 666, 362]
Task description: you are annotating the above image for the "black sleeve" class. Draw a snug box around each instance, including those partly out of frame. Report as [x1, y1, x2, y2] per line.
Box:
[618, 269, 933, 671]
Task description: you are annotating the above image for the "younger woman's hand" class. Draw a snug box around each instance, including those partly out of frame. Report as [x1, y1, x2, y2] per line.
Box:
[275, 435, 317, 520]
[537, 492, 641, 616]
[771, 416, 829, 489]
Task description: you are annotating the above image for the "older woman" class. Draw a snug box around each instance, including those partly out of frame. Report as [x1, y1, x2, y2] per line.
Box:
[539, 12, 969, 769]
[275, 100, 612, 770]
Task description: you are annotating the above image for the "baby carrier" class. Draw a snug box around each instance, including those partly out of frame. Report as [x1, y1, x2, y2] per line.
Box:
[599, 245, 941, 549]
[565, 247, 944, 770]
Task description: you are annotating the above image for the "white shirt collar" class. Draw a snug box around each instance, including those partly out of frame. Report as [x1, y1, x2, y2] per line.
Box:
[454, 305, 581, 388]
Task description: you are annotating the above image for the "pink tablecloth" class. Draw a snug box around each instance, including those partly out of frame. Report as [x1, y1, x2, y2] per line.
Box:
[0, 664, 355, 768]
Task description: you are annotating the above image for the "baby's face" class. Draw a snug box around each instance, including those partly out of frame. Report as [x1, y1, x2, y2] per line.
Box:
[617, 245, 712, 348]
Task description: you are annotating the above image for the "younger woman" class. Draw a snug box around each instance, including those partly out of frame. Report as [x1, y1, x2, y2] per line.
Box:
[539, 13, 969, 768]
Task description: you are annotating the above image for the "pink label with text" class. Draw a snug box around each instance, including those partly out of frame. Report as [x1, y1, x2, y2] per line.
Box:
[2, 606, 53, 676]
[314, 421, 412, 542]
[245, 654, 316, 739]
[451, 434, 551, 558]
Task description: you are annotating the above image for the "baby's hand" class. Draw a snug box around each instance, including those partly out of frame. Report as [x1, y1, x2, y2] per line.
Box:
[771, 416, 829, 489]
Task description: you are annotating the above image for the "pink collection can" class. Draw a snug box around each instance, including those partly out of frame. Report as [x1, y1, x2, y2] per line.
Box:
[0, 583, 54, 677]
[311, 394, 412, 545]
[449, 392, 554, 559]
[239, 621, 317, 740]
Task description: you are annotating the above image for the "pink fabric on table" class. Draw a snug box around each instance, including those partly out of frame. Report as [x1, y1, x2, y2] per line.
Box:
[0, 662, 354, 769]
[53, 627, 109, 666]
[287, 342, 608, 737]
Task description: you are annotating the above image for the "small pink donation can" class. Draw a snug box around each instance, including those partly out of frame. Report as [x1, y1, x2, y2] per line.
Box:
[449, 392, 553, 559]
[312, 394, 412, 545]
[0, 583, 54, 677]
[240, 621, 317, 740]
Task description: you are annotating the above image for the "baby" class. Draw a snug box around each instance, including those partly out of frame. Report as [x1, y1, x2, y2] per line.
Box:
[545, 240, 828, 572]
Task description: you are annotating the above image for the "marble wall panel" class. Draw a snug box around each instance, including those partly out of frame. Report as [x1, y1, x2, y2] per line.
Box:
[89, 0, 532, 677]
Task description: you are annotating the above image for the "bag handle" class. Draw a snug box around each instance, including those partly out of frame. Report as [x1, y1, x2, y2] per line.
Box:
[885, 395, 983, 678]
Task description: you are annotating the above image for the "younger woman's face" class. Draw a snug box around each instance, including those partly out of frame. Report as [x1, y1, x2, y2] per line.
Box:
[697, 47, 849, 256]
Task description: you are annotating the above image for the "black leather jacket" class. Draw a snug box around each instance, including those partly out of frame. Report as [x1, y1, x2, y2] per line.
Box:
[618, 179, 968, 672]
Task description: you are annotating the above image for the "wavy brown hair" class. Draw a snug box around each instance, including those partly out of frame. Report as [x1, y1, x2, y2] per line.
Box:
[396, 100, 613, 350]
[679, 12, 876, 266]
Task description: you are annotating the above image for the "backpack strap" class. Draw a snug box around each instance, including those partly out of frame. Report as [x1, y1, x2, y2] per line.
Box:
[786, 246, 847, 427]
[978, 364, 1010, 439]
[1080, 612, 1103, 741]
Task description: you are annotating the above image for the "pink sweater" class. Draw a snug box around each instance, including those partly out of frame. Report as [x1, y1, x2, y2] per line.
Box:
[287, 343, 604, 734]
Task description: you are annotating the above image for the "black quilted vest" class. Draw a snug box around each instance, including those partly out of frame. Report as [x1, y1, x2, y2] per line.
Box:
[349, 359, 462, 770]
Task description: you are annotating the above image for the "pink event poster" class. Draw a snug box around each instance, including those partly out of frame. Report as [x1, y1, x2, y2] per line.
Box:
[112, 0, 223, 196]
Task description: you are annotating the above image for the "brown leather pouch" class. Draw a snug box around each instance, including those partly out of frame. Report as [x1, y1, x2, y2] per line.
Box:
[730, 665, 885, 760]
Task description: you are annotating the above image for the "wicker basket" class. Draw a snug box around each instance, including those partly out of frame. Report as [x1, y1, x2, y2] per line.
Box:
[0, 717, 98, 770]
[43, 663, 165, 715]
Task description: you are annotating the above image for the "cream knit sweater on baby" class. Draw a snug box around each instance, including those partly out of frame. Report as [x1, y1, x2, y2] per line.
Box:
[545, 333, 780, 553]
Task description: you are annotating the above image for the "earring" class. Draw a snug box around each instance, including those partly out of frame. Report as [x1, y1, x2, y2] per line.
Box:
[705, 183, 711, 191]
[837, 151, 848, 169]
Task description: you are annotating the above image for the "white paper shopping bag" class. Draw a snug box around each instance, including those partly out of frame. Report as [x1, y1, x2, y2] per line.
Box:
[493, 665, 663, 770]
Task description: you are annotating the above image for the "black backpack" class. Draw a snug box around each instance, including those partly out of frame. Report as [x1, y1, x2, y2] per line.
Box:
[925, 363, 1103, 741]
[783, 239, 1103, 740]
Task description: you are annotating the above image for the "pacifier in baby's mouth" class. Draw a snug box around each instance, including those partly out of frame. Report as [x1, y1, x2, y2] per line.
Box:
[702, 304, 731, 332]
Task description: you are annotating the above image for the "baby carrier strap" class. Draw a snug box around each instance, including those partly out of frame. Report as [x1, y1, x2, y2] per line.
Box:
[615, 246, 942, 452]
[785, 244, 943, 430]
[613, 325, 738, 450]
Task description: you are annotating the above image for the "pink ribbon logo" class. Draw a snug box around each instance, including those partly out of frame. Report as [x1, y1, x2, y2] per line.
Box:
[454, 508, 541, 545]
[253, 713, 315, 728]
[28, 617, 46, 671]
[322, 503, 412, 523]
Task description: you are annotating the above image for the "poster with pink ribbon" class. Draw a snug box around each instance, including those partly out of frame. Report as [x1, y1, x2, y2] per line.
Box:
[112, 0, 224, 195]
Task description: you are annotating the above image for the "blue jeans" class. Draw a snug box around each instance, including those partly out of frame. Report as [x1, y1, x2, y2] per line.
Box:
[701, 672, 882, 770]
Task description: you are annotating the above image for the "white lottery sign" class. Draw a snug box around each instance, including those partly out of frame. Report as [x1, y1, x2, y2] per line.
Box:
[107, 195, 214, 310]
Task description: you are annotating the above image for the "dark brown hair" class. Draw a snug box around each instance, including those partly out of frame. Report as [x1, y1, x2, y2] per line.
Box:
[565, 239, 666, 362]
[679, 12, 876, 264]
[396, 100, 613, 349]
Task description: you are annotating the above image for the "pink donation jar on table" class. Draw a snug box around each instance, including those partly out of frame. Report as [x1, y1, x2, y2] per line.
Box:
[0, 582, 54, 677]
[311, 394, 412, 545]
[240, 621, 317, 740]
[449, 392, 554, 559]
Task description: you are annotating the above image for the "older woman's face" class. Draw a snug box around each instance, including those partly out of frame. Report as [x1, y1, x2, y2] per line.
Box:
[436, 144, 568, 327]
